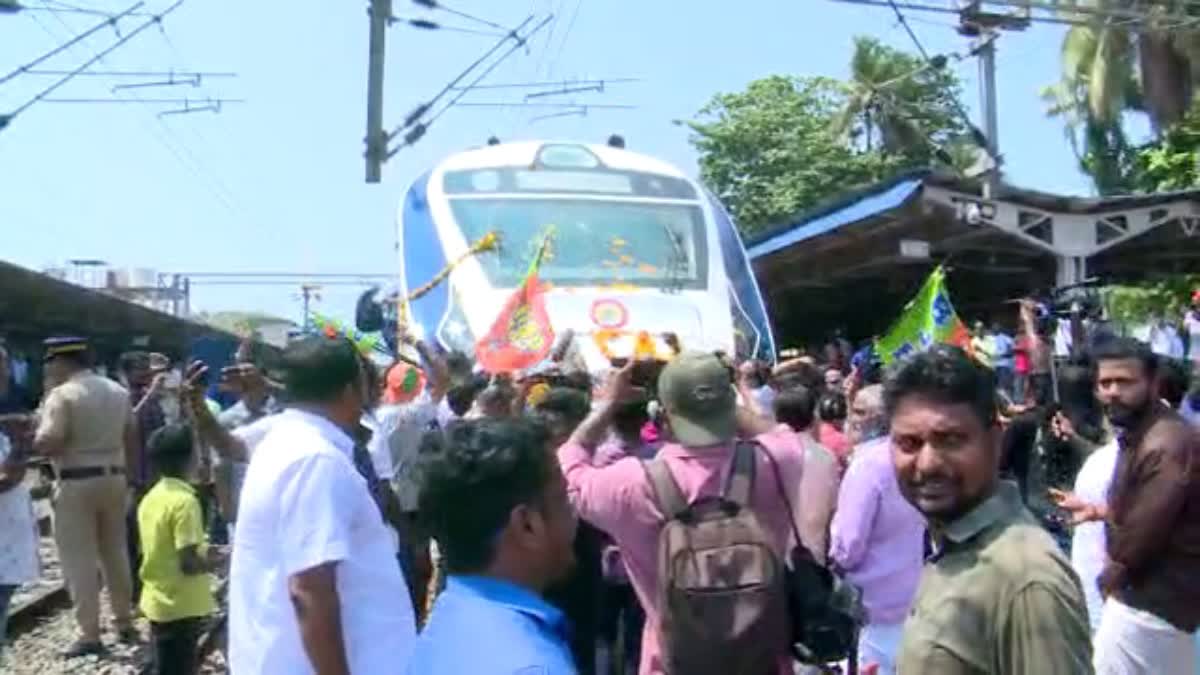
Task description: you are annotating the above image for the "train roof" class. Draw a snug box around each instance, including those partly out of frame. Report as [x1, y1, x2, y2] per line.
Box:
[433, 140, 689, 181]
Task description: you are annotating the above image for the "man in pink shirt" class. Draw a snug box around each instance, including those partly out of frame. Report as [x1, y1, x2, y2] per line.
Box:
[558, 352, 806, 675]
[772, 386, 840, 564]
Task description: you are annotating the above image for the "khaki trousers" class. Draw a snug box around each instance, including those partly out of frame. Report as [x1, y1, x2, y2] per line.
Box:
[53, 475, 133, 641]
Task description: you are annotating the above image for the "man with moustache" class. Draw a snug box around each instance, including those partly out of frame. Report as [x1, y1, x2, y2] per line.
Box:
[886, 345, 1092, 674]
[1087, 338, 1200, 674]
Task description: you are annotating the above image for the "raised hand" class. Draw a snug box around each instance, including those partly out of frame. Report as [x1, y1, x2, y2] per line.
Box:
[181, 360, 210, 410]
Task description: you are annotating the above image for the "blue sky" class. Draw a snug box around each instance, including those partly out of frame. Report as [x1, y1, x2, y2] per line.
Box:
[0, 0, 1100, 325]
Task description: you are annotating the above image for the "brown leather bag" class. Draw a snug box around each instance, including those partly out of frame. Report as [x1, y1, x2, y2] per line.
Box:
[642, 443, 789, 675]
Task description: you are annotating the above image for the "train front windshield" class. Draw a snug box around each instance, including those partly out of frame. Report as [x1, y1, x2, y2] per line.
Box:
[449, 198, 708, 290]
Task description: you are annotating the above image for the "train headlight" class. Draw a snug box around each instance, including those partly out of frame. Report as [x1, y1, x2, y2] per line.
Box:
[536, 144, 600, 169]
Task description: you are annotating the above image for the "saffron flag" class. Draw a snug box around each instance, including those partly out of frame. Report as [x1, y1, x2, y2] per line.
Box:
[476, 233, 556, 373]
[875, 266, 971, 364]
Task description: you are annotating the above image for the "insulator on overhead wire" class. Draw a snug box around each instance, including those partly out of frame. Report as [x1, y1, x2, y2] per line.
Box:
[404, 103, 430, 128]
[404, 123, 427, 146]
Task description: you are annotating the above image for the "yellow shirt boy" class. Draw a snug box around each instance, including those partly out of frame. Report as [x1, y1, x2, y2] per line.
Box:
[137, 476, 215, 622]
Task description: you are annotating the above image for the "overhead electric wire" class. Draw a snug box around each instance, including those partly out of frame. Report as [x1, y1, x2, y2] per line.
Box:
[25, 4, 242, 214]
[534, 0, 562, 77]
[151, 17, 248, 211]
[387, 14, 536, 139]
[547, 0, 582, 76]
[394, 16, 508, 37]
[431, 14, 555, 121]
[3, 0, 187, 122]
[885, 0, 933, 61]
[43, 97, 245, 103]
[24, 68, 236, 77]
[530, 108, 584, 122]
[455, 101, 634, 109]
[448, 77, 639, 90]
[20, 2, 154, 17]
[410, 0, 513, 32]
[390, 14, 553, 155]
[882, 0, 994, 154]
[0, 1, 143, 86]
[828, 0, 1190, 30]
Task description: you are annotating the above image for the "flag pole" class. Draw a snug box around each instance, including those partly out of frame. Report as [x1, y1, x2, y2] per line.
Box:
[525, 227, 555, 280]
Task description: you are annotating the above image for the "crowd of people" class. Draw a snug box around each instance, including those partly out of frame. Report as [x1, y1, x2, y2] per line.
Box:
[0, 293, 1198, 675]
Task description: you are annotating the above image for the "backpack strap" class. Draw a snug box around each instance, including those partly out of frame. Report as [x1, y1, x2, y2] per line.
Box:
[723, 440, 758, 507]
[641, 459, 689, 520]
[760, 441, 808, 558]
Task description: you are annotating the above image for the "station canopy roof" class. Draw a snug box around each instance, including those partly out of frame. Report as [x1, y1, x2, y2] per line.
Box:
[0, 259, 239, 357]
[748, 170, 1200, 344]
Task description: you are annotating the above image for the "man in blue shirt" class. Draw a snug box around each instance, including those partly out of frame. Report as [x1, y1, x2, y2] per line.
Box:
[409, 418, 579, 674]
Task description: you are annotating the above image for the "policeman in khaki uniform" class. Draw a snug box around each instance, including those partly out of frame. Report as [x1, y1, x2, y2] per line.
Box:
[33, 337, 140, 657]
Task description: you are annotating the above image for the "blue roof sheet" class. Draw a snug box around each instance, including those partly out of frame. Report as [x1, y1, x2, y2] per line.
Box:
[747, 177, 924, 260]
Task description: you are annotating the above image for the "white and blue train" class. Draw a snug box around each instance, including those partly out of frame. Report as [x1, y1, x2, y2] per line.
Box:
[360, 139, 775, 370]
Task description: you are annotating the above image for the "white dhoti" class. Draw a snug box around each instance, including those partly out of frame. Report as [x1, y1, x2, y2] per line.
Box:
[858, 621, 904, 675]
[1094, 598, 1196, 675]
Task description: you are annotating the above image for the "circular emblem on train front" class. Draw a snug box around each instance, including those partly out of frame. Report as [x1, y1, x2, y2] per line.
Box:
[590, 298, 628, 329]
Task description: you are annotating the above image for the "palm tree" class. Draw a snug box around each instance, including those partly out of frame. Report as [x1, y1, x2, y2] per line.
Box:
[1042, 22, 1140, 193]
[1049, 0, 1199, 133]
[832, 36, 964, 158]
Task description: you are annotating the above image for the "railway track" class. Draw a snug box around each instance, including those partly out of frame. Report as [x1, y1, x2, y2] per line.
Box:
[6, 494, 66, 628]
[5, 535, 68, 635]
[4, 542, 227, 674]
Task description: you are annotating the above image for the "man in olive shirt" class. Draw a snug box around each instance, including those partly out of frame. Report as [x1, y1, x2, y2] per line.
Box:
[885, 345, 1092, 674]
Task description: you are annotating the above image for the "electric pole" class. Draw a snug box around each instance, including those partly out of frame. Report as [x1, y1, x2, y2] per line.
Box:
[364, 0, 392, 183]
[956, 2, 1022, 196]
[298, 284, 322, 332]
[977, 36, 998, 161]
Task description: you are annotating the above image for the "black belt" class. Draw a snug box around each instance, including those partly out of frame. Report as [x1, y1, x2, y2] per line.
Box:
[59, 466, 125, 480]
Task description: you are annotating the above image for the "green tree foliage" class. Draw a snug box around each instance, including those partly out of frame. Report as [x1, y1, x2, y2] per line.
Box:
[1045, 4, 1198, 134]
[1041, 23, 1140, 195]
[1042, 2, 1200, 193]
[684, 39, 972, 236]
[1104, 275, 1200, 327]
[1095, 102, 1200, 326]
[195, 310, 294, 338]
[1125, 101, 1200, 192]
[834, 37, 967, 158]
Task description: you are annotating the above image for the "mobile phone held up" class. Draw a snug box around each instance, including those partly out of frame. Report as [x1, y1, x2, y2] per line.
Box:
[609, 357, 666, 391]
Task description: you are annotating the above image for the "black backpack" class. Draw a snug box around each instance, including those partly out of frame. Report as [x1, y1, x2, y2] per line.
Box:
[758, 441, 867, 668]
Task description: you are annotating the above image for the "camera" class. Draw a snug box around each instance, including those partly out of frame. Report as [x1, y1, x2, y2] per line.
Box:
[610, 357, 667, 392]
[1024, 280, 1104, 337]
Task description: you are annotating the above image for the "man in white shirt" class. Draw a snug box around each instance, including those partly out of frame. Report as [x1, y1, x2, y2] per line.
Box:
[1136, 317, 1185, 361]
[1184, 294, 1200, 367]
[1054, 439, 1119, 633]
[227, 336, 415, 675]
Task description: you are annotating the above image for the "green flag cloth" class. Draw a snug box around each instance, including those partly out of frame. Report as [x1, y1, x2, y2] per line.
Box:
[875, 266, 971, 365]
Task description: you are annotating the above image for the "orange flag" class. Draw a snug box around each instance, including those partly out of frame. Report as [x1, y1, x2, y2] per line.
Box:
[476, 233, 556, 374]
